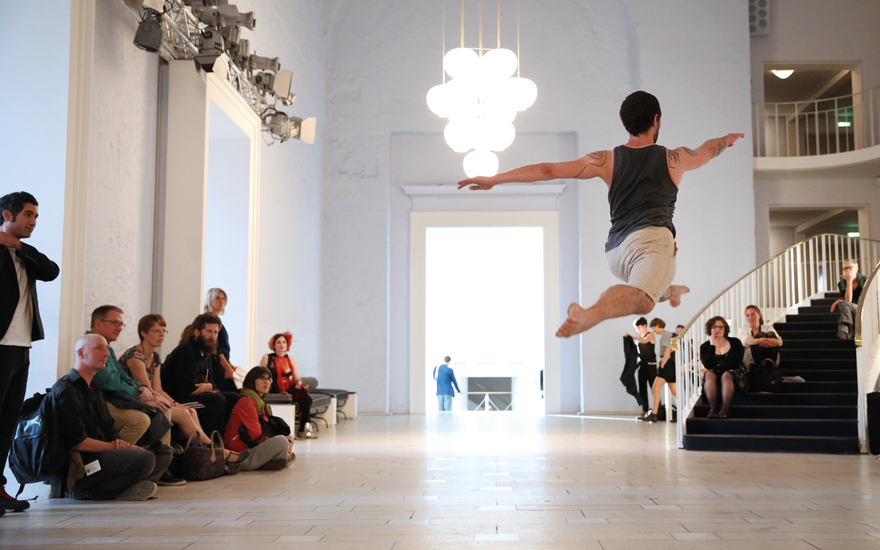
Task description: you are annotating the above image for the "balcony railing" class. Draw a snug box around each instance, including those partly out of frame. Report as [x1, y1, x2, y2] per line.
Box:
[753, 86, 880, 158]
[674, 234, 880, 449]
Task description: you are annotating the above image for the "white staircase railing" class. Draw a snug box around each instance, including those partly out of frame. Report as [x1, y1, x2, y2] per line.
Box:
[753, 85, 880, 158]
[854, 260, 880, 452]
[675, 234, 880, 449]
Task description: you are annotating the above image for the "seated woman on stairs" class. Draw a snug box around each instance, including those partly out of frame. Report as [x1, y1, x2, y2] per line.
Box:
[830, 259, 867, 340]
[737, 305, 783, 368]
[700, 316, 747, 418]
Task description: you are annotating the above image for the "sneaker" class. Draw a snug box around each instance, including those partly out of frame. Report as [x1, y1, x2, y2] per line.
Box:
[157, 471, 186, 486]
[636, 411, 650, 420]
[295, 431, 318, 440]
[115, 481, 158, 501]
[0, 486, 30, 512]
[638, 413, 658, 422]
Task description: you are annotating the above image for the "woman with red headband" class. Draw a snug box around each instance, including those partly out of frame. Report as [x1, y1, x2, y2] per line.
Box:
[260, 332, 317, 440]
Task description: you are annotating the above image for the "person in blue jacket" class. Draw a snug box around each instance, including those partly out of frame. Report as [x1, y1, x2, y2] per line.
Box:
[433, 356, 461, 412]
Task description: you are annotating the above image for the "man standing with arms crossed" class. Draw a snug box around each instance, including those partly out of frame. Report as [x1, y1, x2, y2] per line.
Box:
[0, 192, 60, 513]
[458, 91, 744, 337]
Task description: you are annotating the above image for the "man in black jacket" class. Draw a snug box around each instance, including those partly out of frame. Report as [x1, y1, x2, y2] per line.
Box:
[161, 313, 238, 435]
[0, 192, 60, 512]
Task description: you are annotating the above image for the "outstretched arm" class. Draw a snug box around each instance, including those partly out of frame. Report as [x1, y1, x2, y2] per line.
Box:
[458, 150, 611, 190]
[666, 133, 744, 183]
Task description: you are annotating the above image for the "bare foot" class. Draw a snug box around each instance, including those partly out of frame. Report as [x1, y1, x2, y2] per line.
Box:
[667, 285, 690, 308]
[556, 303, 588, 338]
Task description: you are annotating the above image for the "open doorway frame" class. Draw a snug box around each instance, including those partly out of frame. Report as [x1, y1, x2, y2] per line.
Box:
[409, 211, 561, 414]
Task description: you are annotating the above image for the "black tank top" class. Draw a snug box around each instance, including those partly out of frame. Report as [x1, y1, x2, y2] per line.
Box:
[637, 341, 656, 364]
[605, 145, 678, 252]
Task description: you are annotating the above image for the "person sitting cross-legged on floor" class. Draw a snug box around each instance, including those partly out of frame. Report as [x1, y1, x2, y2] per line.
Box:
[700, 316, 747, 419]
[54, 334, 173, 501]
[224, 367, 295, 471]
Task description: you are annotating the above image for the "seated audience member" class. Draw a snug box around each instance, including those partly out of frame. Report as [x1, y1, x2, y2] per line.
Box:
[626, 317, 656, 418]
[120, 314, 215, 446]
[831, 259, 867, 340]
[700, 316, 747, 418]
[260, 332, 317, 440]
[204, 288, 239, 392]
[54, 335, 172, 501]
[737, 305, 783, 367]
[224, 367, 294, 471]
[89, 305, 171, 446]
[161, 313, 239, 435]
[639, 318, 676, 423]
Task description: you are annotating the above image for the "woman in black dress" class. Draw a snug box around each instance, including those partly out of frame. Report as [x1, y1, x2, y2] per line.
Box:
[699, 316, 746, 418]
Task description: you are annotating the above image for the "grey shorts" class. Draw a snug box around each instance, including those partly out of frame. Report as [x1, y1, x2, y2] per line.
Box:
[605, 226, 677, 303]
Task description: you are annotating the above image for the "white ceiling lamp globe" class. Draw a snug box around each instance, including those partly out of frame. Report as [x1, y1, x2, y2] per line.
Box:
[486, 122, 516, 152]
[506, 77, 538, 111]
[443, 79, 479, 122]
[444, 120, 476, 153]
[463, 149, 499, 177]
[426, 84, 450, 118]
[443, 47, 479, 80]
[481, 48, 518, 81]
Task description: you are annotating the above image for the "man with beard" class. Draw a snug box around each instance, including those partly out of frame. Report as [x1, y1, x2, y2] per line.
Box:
[458, 91, 744, 338]
[162, 313, 239, 435]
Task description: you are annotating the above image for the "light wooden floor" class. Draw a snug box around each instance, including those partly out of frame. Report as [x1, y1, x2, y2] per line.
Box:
[3, 413, 880, 549]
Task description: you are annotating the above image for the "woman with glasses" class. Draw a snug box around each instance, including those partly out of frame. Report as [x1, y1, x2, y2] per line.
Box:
[260, 332, 317, 440]
[205, 288, 239, 392]
[121, 315, 237, 453]
[224, 367, 294, 471]
[699, 316, 746, 418]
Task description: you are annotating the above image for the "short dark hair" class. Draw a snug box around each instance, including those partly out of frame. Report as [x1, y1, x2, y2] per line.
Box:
[0, 192, 38, 223]
[619, 91, 661, 136]
[704, 316, 730, 336]
[192, 313, 222, 332]
[243, 366, 272, 391]
[138, 313, 166, 342]
[90, 305, 124, 328]
[649, 318, 666, 329]
[444, 356, 451, 363]
[634, 317, 648, 327]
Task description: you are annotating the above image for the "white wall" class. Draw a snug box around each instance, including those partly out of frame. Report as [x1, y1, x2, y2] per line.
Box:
[755, 177, 880, 262]
[750, 0, 880, 102]
[235, 1, 326, 373]
[769, 226, 796, 257]
[322, 0, 754, 413]
[82, 0, 159, 355]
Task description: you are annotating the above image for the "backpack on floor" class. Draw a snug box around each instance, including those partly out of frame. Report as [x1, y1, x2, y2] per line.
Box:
[9, 391, 68, 497]
[749, 360, 784, 393]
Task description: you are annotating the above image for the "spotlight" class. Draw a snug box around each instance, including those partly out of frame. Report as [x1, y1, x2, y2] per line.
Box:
[195, 27, 225, 71]
[280, 93, 296, 106]
[245, 54, 281, 72]
[196, 4, 256, 30]
[134, 7, 163, 52]
[264, 111, 316, 144]
[227, 37, 249, 67]
[250, 69, 292, 99]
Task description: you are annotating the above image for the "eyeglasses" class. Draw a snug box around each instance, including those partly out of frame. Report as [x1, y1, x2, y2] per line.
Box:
[149, 328, 168, 335]
[258, 376, 273, 383]
[101, 320, 126, 329]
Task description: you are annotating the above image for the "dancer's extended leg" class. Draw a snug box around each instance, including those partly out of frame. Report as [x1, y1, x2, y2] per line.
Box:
[658, 285, 690, 307]
[556, 285, 654, 338]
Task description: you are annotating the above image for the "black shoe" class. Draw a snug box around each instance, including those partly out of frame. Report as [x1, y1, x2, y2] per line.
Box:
[717, 411, 728, 419]
[638, 413, 658, 422]
[157, 471, 186, 486]
[0, 487, 30, 512]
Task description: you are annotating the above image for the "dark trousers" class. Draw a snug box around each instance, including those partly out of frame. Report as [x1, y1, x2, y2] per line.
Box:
[637, 362, 657, 412]
[0, 346, 29, 486]
[287, 389, 312, 433]
[187, 392, 240, 436]
[72, 444, 172, 500]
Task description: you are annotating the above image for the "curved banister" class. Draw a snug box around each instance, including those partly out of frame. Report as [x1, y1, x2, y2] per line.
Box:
[674, 233, 880, 449]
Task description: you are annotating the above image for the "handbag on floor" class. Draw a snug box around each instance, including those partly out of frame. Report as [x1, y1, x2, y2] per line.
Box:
[181, 430, 225, 481]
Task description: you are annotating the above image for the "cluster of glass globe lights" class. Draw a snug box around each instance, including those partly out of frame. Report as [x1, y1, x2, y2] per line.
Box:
[426, 47, 537, 177]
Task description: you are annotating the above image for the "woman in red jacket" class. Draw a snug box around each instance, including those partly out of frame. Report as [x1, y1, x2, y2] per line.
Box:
[260, 332, 317, 440]
[224, 367, 294, 470]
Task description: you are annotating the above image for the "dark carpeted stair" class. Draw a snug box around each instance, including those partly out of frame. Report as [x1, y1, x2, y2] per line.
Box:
[684, 292, 860, 454]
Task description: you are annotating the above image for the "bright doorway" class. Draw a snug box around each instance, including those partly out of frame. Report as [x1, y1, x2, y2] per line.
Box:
[410, 211, 561, 415]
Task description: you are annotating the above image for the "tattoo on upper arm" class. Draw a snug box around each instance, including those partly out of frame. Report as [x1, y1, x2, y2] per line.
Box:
[715, 141, 728, 158]
[667, 149, 680, 164]
[683, 147, 698, 157]
[573, 151, 607, 178]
